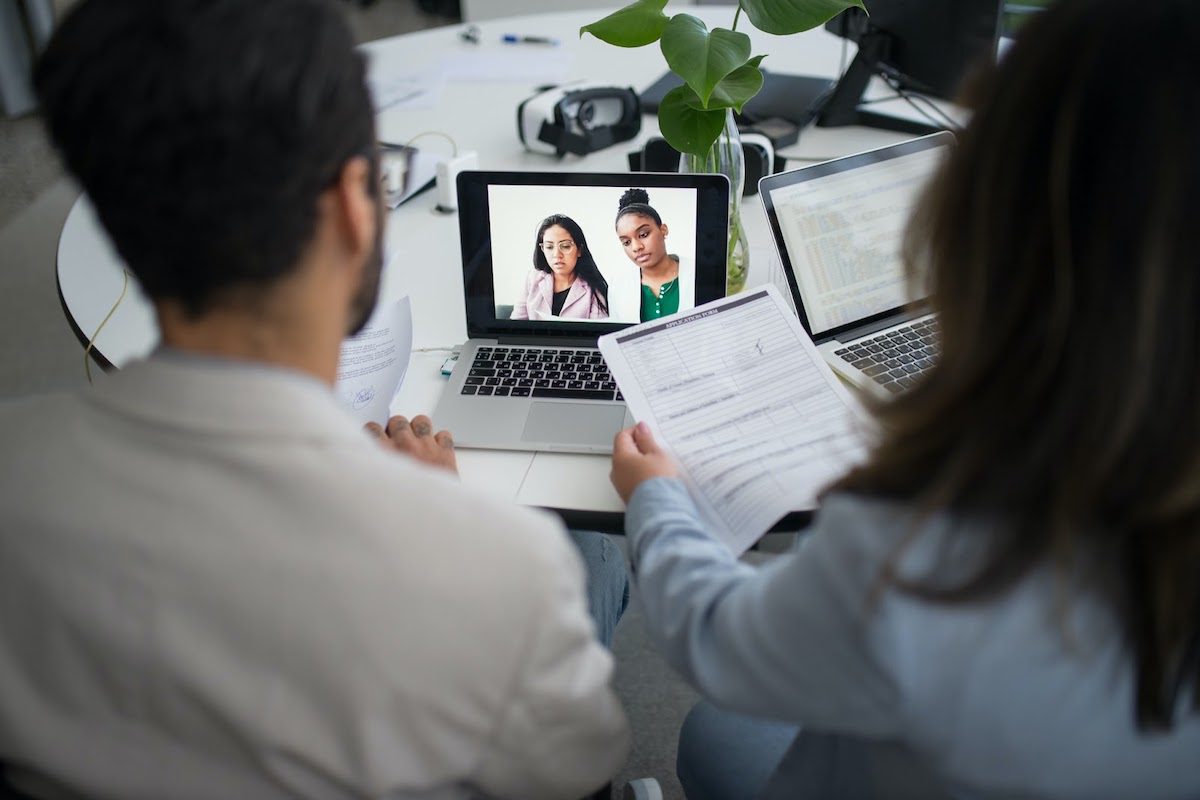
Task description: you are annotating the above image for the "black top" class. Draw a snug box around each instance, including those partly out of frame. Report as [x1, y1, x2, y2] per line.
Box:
[551, 287, 570, 316]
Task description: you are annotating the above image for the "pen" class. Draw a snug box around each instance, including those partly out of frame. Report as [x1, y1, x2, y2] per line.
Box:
[502, 33, 560, 46]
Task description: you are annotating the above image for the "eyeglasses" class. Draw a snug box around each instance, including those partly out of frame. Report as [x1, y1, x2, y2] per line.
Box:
[540, 240, 576, 255]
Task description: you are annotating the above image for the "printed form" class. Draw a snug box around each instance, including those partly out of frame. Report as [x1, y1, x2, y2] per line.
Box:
[599, 285, 868, 554]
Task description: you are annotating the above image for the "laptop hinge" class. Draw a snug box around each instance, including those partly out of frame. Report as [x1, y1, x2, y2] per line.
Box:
[834, 307, 928, 343]
[495, 334, 597, 347]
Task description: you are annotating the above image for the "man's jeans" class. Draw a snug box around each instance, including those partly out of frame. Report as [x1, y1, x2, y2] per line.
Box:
[566, 530, 629, 648]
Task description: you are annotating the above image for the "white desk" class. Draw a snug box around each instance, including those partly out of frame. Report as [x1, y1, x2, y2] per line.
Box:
[56, 7, 945, 527]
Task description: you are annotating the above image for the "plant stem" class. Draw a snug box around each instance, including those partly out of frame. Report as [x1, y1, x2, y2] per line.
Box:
[732, 2, 743, 32]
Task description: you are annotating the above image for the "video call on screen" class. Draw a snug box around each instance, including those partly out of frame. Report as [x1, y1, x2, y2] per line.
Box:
[487, 184, 700, 325]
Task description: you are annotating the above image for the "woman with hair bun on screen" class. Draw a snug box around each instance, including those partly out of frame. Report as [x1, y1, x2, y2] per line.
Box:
[616, 189, 680, 322]
[510, 214, 610, 320]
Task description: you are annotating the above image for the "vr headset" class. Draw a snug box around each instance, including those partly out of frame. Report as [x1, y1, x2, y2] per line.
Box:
[518, 82, 641, 157]
[628, 132, 778, 197]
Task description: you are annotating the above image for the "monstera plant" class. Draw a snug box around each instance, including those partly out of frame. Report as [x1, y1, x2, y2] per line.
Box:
[581, 0, 865, 157]
[581, 0, 865, 294]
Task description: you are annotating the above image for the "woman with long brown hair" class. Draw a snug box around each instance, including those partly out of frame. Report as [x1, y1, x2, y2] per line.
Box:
[610, 0, 1200, 796]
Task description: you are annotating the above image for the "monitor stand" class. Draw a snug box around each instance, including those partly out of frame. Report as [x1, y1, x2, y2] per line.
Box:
[815, 31, 943, 137]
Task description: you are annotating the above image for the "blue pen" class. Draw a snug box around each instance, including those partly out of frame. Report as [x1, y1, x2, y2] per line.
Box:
[502, 33, 560, 46]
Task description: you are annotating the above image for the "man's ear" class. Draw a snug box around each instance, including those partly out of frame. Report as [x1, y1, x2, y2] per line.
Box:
[330, 155, 377, 262]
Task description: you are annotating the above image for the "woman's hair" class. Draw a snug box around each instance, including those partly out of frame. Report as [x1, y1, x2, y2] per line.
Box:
[830, 0, 1200, 730]
[532, 214, 609, 314]
[616, 188, 662, 226]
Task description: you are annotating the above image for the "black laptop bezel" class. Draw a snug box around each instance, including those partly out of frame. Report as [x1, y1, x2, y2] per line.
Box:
[456, 170, 730, 343]
[758, 132, 953, 342]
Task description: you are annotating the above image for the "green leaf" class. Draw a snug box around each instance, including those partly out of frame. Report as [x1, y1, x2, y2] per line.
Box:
[659, 15, 751, 107]
[704, 55, 766, 112]
[579, 0, 670, 48]
[740, 0, 866, 36]
[658, 85, 728, 157]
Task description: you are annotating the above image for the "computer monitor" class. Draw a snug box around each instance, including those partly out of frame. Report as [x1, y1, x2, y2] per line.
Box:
[818, 0, 1005, 135]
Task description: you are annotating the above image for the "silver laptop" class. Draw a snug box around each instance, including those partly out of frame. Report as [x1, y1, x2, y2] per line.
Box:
[433, 170, 730, 453]
[759, 132, 954, 396]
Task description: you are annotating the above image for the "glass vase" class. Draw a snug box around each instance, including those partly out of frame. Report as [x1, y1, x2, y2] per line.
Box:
[679, 108, 749, 295]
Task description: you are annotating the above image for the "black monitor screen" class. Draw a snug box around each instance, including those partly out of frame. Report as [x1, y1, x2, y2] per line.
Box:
[832, 0, 1004, 99]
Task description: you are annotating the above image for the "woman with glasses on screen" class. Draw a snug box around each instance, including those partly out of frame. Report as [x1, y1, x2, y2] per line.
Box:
[510, 214, 610, 320]
[609, 0, 1200, 797]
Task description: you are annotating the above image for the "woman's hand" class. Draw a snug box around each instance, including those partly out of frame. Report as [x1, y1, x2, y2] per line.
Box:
[366, 414, 458, 475]
[611, 421, 679, 503]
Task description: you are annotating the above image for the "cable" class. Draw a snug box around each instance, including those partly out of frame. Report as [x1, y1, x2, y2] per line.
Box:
[84, 268, 130, 385]
[379, 130, 458, 158]
[876, 71, 963, 132]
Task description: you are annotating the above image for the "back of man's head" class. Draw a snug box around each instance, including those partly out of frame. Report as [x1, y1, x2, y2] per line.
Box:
[36, 0, 375, 317]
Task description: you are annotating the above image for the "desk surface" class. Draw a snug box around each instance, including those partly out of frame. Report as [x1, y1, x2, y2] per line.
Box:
[56, 7, 951, 525]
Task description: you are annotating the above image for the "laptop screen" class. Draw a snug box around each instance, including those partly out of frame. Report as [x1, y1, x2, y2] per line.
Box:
[457, 171, 730, 341]
[759, 132, 953, 339]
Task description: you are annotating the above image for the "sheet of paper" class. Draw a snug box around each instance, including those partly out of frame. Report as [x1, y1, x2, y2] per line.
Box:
[599, 285, 867, 554]
[335, 296, 413, 425]
[367, 70, 445, 112]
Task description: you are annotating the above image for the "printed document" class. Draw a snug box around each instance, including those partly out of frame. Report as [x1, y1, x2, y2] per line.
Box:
[599, 285, 867, 554]
[336, 296, 413, 426]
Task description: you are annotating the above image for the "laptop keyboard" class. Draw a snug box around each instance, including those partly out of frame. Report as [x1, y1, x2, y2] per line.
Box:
[834, 318, 939, 394]
[460, 347, 624, 402]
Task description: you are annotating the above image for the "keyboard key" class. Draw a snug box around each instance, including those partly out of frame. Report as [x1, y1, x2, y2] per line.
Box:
[494, 387, 511, 396]
[880, 380, 903, 394]
[532, 388, 616, 401]
[834, 348, 850, 356]
[469, 368, 495, 377]
[510, 387, 531, 397]
[864, 364, 889, 377]
[477, 386, 494, 396]
[465, 377, 484, 386]
[461, 385, 478, 395]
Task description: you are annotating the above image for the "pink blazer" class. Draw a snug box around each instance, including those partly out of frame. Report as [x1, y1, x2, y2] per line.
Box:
[509, 269, 609, 320]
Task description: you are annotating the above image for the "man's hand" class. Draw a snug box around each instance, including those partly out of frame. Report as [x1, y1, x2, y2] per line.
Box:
[611, 421, 679, 504]
[365, 414, 458, 475]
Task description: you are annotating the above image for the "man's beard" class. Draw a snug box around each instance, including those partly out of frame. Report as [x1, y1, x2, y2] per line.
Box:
[346, 202, 385, 337]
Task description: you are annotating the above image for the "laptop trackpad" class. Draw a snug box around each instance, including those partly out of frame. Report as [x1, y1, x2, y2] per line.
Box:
[521, 402, 627, 447]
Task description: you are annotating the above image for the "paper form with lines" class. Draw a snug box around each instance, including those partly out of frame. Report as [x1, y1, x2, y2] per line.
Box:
[599, 284, 867, 554]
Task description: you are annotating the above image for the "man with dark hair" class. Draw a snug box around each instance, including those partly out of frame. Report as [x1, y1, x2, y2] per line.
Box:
[0, 1, 628, 797]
